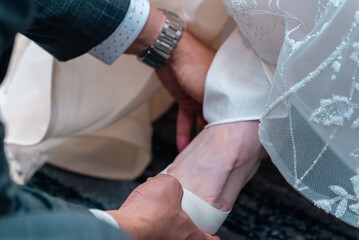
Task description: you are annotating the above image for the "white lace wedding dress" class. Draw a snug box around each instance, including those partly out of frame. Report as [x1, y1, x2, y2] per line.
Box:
[204, 0, 359, 228]
[2, 0, 358, 230]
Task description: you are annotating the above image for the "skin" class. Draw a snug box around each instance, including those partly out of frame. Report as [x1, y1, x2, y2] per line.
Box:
[105, 6, 220, 239]
[168, 121, 267, 212]
[127, 7, 215, 151]
[110, 4, 267, 238]
[131, 7, 267, 213]
[156, 31, 215, 151]
[107, 175, 219, 240]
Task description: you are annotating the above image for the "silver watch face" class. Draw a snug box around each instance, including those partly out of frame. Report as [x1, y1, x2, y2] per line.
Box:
[140, 10, 183, 68]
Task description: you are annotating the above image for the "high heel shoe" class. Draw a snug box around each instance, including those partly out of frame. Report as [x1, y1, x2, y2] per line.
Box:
[160, 162, 260, 235]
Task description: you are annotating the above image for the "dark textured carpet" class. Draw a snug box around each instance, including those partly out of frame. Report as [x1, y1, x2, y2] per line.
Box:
[28, 105, 359, 240]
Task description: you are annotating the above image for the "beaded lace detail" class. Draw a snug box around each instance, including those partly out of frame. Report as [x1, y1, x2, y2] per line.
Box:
[221, 0, 359, 227]
[221, 0, 285, 63]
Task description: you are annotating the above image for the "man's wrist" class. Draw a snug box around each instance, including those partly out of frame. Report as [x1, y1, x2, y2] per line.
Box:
[166, 30, 189, 65]
[139, 10, 184, 68]
[125, 6, 166, 56]
[106, 210, 147, 240]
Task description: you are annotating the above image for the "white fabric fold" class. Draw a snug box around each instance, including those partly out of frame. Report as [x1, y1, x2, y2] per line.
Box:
[0, 40, 53, 145]
[205, 0, 359, 228]
[204, 29, 273, 127]
[160, 161, 261, 235]
[89, 209, 119, 229]
[160, 166, 230, 235]
[1, 0, 231, 183]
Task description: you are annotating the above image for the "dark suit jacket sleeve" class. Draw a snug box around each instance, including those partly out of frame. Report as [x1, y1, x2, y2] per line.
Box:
[0, 0, 132, 213]
[21, 0, 131, 61]
[0, 211, 131, 240]
[0, 1, 131, 238]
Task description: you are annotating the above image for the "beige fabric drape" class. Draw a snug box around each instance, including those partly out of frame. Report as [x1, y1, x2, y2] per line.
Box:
[1, 0, 231, 184]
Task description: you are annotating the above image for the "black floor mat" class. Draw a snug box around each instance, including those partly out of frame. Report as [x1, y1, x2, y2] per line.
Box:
[28, 105, 359, 240]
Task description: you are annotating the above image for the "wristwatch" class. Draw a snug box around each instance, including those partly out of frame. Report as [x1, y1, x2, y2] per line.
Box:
[139, 10, 184, 68]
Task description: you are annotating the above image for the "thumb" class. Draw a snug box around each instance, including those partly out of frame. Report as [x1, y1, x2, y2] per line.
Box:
[204, 233, 221, 240]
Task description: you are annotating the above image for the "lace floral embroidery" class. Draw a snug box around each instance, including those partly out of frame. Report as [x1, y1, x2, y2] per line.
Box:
[221, 0, 285, 63]
[222, 0, 359, 227]
[300, 9, 359, 224]
[252, 0, 359, 225]
[310, 96, 359, 127]
[308, 15, 359, 161]
[314, 169, 359, 225]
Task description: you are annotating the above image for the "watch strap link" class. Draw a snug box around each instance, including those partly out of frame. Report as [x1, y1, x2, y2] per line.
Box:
[139, 10, 184, 68]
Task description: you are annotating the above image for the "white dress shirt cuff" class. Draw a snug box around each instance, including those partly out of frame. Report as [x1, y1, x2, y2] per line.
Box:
[89, 209, 119, 229]
[89, 0, 150, 64]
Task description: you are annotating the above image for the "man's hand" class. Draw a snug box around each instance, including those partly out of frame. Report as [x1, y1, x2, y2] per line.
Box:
[107, 175, 220, 240]
[156, 31, 215, 151]
[126, 6, 215, 151]
[157, 31, 215, 104]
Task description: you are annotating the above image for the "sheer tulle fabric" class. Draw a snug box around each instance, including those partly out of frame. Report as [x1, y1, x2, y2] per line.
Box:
[260, 0, 359, 228]
[205, 0, 359, 227]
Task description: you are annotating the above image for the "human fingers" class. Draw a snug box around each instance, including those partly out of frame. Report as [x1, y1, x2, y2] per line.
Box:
[196, 110, 207, 134]
[123, 174, 183, 209]
[176, 106, 194, 152]
[145, 174, 184, 202]
[156, 65, 189, 103]
[185, 226, 221, 240]
[203, 233, 221, 240]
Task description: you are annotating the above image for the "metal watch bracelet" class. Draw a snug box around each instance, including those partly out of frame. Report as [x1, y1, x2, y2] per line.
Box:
[138, 10, 184, 68]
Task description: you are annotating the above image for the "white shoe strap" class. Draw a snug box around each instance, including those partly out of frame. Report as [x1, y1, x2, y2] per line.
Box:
[161, 166, 229, 235]
[160, 161, 260, 235]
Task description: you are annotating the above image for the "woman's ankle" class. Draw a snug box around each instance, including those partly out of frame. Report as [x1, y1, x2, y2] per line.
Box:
[167, 120, 263, 211]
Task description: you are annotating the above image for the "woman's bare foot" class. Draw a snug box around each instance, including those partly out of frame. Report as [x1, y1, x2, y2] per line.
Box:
[167, 120, 266, 212]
